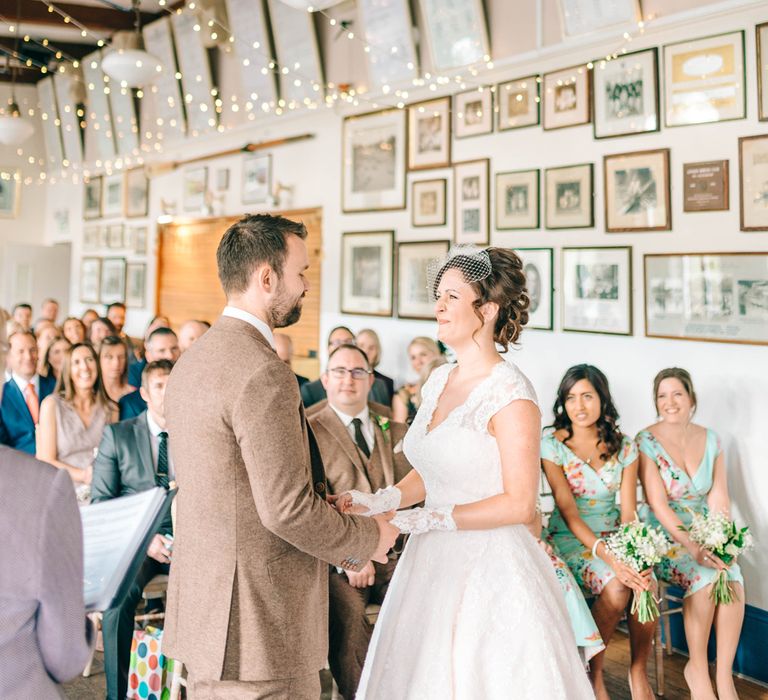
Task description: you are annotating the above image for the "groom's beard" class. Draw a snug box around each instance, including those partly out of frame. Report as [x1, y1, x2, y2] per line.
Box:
[270, 286, 304, 328]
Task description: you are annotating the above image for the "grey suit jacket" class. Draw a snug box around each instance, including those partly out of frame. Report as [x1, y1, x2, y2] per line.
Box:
[0, 447, 93, 699]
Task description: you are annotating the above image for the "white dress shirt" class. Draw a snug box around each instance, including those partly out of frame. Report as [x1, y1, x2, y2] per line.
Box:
[146, 411, 175, 480]
[11, 373, 40, 397]
[329, 404, 375, 454]
[222, 305, 276, 350]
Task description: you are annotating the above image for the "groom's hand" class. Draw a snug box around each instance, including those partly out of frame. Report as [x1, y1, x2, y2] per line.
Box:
[371, 512, 398, 564]
[345, 561, 376, 588]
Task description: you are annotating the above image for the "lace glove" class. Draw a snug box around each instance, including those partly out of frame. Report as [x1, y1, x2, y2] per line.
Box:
[348, 486, 402, 515]
[391, 506, 456, 535]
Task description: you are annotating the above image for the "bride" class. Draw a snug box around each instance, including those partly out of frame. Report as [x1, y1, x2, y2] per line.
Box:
[342, 246, 595, 699]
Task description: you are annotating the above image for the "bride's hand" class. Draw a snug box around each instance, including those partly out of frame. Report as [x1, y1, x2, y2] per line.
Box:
[331, 493, 372, 515]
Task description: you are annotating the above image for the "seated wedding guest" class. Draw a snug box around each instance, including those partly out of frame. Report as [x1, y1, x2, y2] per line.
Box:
[145, 314, 171, 339]
[92, 359, 175, 700]
[38, 336, 71, 381]
[99, 335, 136, 402]
[0, 446, 94, 699]
[4, 321, 23, 383]
[542, 364, 654, 700]
[308, 344, 411, 699]
[40, 298, 59, 325]
[12, 303, 33, 331]
[302, 327, 390, 409]
[392, 337, 442, 424]
[62, 317, 87, 345]
[356, 328, 394, 403]
[637, 368, 744, 700]
[81, 308, 99, 333]
[88, 317, 117, 353]
[178, 319, 210, 353]
[106, 302, 139, 362]
[37, 343, 117, 502]
[274, 332, 309, 386]
[0, 331, 56, 454]
[128, 327, 180, 389]
[35, 321, 59, 360]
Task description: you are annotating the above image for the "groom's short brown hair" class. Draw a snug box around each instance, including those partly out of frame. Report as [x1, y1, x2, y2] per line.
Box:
[217, 214, 308, 296]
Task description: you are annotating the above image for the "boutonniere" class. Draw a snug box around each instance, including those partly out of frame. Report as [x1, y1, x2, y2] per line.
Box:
[373, 413, 390, 443]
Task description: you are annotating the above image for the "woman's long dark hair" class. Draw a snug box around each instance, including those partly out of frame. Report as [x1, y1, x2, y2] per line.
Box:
[549, 364, 623, 461]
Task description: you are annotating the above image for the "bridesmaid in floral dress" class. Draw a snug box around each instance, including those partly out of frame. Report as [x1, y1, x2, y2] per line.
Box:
[542, 364, 655, 700]
[637, 367, 744, 700]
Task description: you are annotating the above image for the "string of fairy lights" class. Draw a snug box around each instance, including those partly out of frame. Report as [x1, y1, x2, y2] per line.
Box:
[0, 1, 654, 188]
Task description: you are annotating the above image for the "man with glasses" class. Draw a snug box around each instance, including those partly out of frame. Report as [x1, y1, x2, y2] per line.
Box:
[308, 343, 412, 698]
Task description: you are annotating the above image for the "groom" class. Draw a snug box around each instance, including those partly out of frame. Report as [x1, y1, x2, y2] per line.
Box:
[163, 214, 398, 699]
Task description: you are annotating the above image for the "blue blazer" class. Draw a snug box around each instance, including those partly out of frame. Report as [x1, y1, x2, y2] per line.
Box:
[0, 376, 56, 454]
[127, 359, 146, 388]
[118, 389, 147, 421]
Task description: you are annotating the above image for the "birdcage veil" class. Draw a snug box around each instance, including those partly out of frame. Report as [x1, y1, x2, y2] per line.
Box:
[425, 245, 492, 301]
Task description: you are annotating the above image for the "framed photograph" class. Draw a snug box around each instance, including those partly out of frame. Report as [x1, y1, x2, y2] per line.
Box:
[84, 176, 102, 220]
[543, 64, 591, 130]
[545, 163, 593, 229]
[497, 75, 540, 130]
[604, 148, 670, 232]
[130, 225, 148, 255]
[412, 179, 447, 227]
[454, 159, 489, 245]
[341, 231, 394, 316]
[408, 97, 451, 170]
[125, 168, 149, 217]
[80, 257, 101, 304]
[100, 258, 126, 305]
[242, 154, 272, 204]
[0, 167, 20, 218]
[183, 166, 208, 212]
[664, 30, 746, 127]
[98, 226, 110, 248]
[758, 22, 768, 121]
[83, 226, 99, 250]
[562, 246, 633, 335]
[125, 263, 147, 308]
[645, 252, 768, 345]
[683, 160, 729, 212]
[739, 134, 768, 231]
[419, 0, 489, 72]
[397, 240, 450, 319]
[593, 47, 659, 138]
[454, 88, 493, 138]
[216, 168, 230, 192]
[343, 109, 407, 213]
[514, 247, 553, 330]
[496, 169, 539, 230]
[107, 224, 124, 249]
[102, 173, 125, 218]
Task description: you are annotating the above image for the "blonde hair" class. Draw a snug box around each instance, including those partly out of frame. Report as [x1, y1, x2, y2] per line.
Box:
[414, 356, 447, 410]
[408, 336, 440, 357]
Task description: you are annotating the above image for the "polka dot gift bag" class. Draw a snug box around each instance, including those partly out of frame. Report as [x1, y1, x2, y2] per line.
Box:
[127, 626, 178, 700]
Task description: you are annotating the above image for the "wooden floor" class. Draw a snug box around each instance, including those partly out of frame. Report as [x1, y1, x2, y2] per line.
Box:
[63, 630, 767, 699]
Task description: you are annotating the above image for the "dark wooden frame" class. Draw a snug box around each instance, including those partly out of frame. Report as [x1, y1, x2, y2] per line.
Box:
[396, 240, 451, 320]
[683, 160, 729, 212]
[545, 163, 594, 229]
[407, 97, 451, 170]
[453, 158, 490, 245]
[497, 74, 541, 131]
[340, 230, 395, 317]
[411, 178, 447, 227]
[739, 134, 768, 231]
[495, 168, 540, 230]
[542, 63, 592, 130]
[514, 247, 554, 330]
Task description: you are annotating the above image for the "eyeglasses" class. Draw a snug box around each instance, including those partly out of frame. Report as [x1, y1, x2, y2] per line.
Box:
[327, 367, 371, 380]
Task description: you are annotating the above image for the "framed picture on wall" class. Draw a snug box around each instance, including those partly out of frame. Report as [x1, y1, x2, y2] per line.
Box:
[342, 108, 407, 212]
[407, 97, 451, 170]
[107, 224, 124, 249]
[663, 30, 746, 127]
[454, 159, 489, 244]
[495, 169, 539, 230]
[739, 134, 768, 231]
[0, 167, 20, 217]
[216, 168, 230, 192]
[102, 173, 125, 218]
[412, 179, 447, 227]
[545, 163, 593, 229]
[125, 263, 147, 308]
[514, 247, 553, 330]
[341, 231, 394, 316]
[454, 88, 493, 138]
[497, 75, 540, 130]
[592, 47, 659, 138]
[645, 252, 768, 345]
[100, 258, 126, 305]
[83, 226, 99, 250]
[98, 226, 110, 248]
[683, 160, 729, 212]
[183, 166, 208, 212]
[758, 22, 768, 121]
[543, 64, 591, 130]
[242, 154, 272, 204]
[130, 225, 148, 255]
[84, 176, 102, 219]
[397, 240, 450, 319]
[604, 148, 670, 231]
[125, 168, 149, 217]
[562, 246, 633, 335]
[80, 257, 101, 303]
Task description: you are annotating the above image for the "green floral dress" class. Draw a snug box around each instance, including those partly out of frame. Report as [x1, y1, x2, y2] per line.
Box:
[542, 428, 638, 595]
[636, 429, 743, 597]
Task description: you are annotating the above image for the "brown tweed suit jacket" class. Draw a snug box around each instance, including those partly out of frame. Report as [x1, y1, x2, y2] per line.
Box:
[162, 316, 380, 682]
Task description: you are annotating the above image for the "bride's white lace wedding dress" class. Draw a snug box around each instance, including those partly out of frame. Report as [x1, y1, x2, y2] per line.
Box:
[357, 360, 595, 699]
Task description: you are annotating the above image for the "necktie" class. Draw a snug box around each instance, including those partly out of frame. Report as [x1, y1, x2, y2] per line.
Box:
[156, 431, 169, 489]
[24, 384, 39, 425]
[351, 418, 371, 459]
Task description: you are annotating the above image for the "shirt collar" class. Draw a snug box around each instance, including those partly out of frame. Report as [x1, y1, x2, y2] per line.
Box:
[12, 373, 37, 393]
[146, 410, 166, 437]
[329, 403, 370, 429]
[222, 305, 276, 350]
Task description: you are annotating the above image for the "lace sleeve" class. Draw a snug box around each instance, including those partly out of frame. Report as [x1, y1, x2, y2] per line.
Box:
[469, 361, 540, 433]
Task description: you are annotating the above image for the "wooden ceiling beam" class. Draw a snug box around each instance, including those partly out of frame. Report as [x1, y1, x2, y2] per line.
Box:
[0, 0, 159, 33]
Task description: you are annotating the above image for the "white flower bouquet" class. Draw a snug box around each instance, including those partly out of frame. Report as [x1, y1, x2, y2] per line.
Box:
[605, 519, 670, 623]
[680, 510, 753, 605]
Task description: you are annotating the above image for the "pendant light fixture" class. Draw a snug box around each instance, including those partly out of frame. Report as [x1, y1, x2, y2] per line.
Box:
[101, 0, 161, 88]
[0, 1, 34, 146]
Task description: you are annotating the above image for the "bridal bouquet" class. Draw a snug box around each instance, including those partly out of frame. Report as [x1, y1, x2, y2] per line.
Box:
[605, 519, 670, 623]
[680, 510, 753, 605]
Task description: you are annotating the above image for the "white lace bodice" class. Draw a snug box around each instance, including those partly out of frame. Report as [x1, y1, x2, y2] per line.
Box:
[403, 360, 539, 509]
